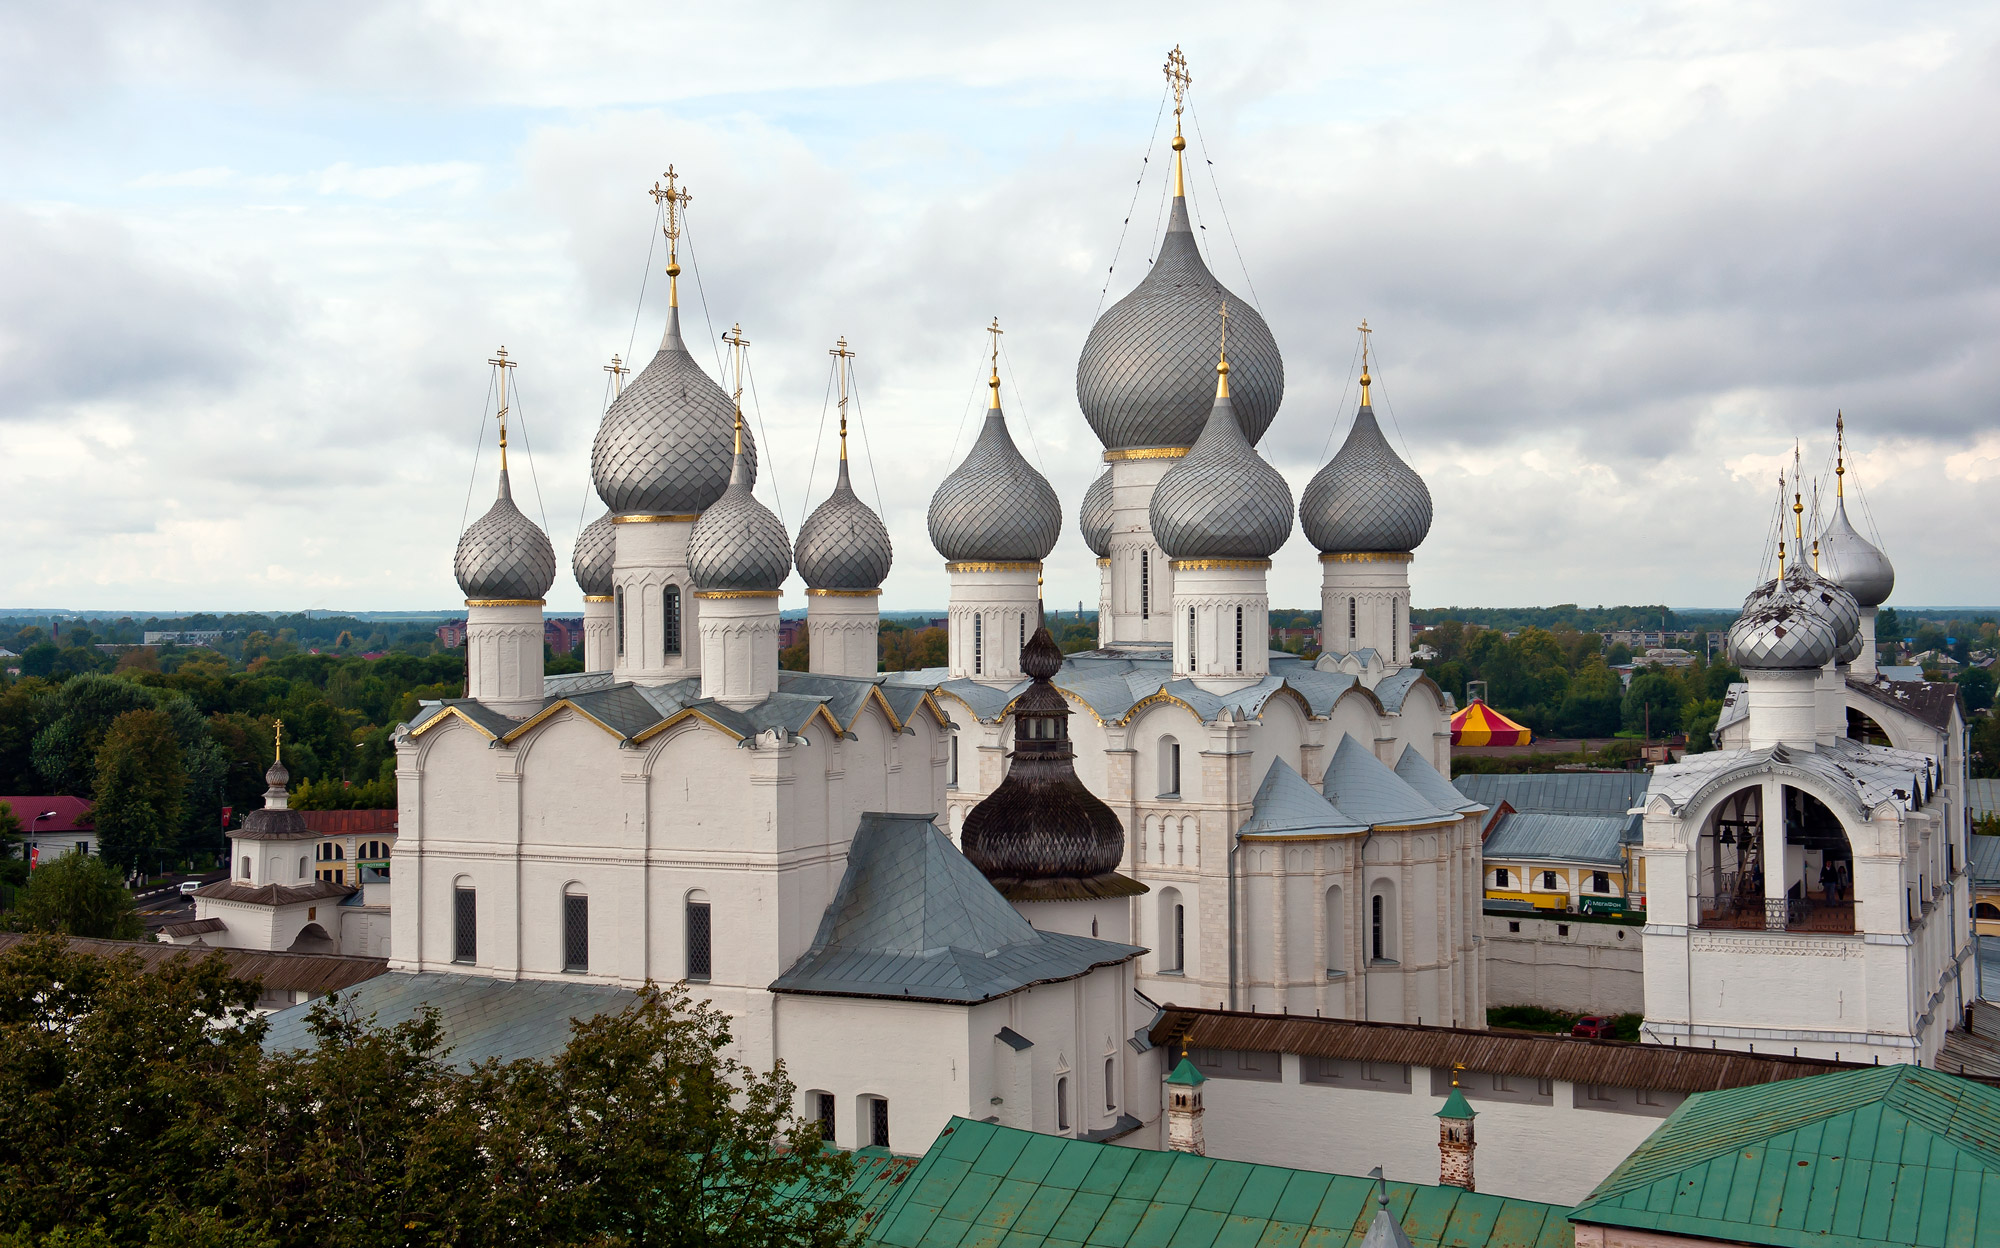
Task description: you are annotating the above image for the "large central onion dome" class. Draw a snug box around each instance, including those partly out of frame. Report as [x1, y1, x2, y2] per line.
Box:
[795, 453, 892, 590]
[928, 372, 1062, 563]
[1079, 469, 1114, 558]
[1300, 378, 1433, 553]
[1728, 572, 1839, 670]
[1150, 354, 1293, 559]
[959, 621, 1144, 900]
[455, 461, 557, 601]
[1076, 195, 1284, 452]
[571, 513, 615, 597]
[688, 424, 791, 592]
[592, 307, 758, 515]
[1820, 494, 1895, 608]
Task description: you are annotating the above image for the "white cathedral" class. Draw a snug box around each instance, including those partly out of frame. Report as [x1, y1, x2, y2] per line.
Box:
[187, 61, 1970, 1168]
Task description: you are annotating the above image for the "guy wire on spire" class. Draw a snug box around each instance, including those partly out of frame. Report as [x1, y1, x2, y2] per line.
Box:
[488, 346, 516, 470]
[831, 336, 855, 460]
[723, 323, 750, 452]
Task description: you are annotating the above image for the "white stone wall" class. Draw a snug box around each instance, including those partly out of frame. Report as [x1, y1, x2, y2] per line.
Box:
[1483, 913, 1645, 1016]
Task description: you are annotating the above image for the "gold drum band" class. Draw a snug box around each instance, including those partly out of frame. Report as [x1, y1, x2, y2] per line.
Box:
[464, 598, 546, 607]
[1319, 551, 1414, 563]
[1102, 446, 1189, 462]
[1172, 559, 1272, 572]
[583, 595, 613, 603]
[944, 561, 1042, 573]
[613, 513, 701, 524]
[692, 590, 781, 599]
[805, 587, 883, 597]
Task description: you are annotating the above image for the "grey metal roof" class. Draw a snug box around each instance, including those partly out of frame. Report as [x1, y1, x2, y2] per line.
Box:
[1969, 834, 2000, 885]
[1482, 810, 1632, 867]
[1238, 758, 1366, 838]
[1849, 672, 1961, 731]
[454, 465, 557, 601]
[1075, 195, 1284, 452]
[769, 812, 1141, 1004]
[1819, 493, 1894, 607]
[1646, 736, 1940, 823]
[1727, 572, 1841, 670]
[926, 393, 1062, 564]
[1299, 406, 1433, 554]
[1319, 735, 1459, 828]
[590, 305, 757, 515]
[263, 971, 633, 1070]
[1971, 780, 2000, 820]
[1451, 771, 1652, 817]
[1148, 384, 1293, 559]
[543, 670, 619, 696]
[687, 449, 791, 592]
[571, 512, 615, 597]
[1078, 468, 1113, 558]
[794, 457, 891, 590]
[406, 698, 525, 739]
[1393, 744, 1486, 814]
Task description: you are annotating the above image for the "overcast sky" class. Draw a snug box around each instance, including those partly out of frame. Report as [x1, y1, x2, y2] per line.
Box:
[5, 1, 1997, 616]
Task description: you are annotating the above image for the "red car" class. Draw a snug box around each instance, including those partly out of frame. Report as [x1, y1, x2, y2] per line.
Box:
[1571, 1016, 1613, 1039]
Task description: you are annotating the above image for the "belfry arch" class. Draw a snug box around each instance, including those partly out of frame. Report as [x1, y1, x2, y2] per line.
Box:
[1695, 780, 1854, 934]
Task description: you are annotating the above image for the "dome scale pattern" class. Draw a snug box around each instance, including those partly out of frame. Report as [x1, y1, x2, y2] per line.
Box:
[591, 306, 757, 515]
[1150, 370, 1293, 560]
[796, 457, 892, 590]
[1300, 405, 1433, 553]
[1076, 196, 1284, 452]
[571, 513, 615, 597]
[927, 381, 1062, 563]
[455, 465, 557, 601]
[688, 442, 791, 593]
[1079, 469, 1114, 558]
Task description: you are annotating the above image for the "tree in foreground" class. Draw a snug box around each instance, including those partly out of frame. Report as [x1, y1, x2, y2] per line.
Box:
[10, 852, 141, 939]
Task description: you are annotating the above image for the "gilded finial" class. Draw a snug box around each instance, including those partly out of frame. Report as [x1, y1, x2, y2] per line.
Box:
[1165, 46, 1191, 198]
[722, 323, 750, 454]
[487, 346, 517, 469]
[1776, 472, 1787, 578]
[1451, 1061, 1464, 1088]
[1835, 410, 1846, 498]
[604, 353, 629, 398]
[1215, 300, 1231, 399]
[1792, 440, 1805, 556]
[830, 337, 856, 461]
[650, 165, 693, 307]
[986, 318, 1004, 409]
[273, 718, 284, 764]
[1357, 318, 1373, 406]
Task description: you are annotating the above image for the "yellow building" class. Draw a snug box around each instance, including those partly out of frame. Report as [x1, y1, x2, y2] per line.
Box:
[1453, 773, 1650, 914]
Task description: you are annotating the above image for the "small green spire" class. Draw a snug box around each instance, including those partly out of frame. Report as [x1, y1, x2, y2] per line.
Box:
[1166, 1055, 1207, 1086]
[1436, 1087, 1476, 1120]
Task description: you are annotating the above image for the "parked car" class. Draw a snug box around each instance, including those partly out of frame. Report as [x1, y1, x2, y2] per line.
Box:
[1571, 1016, 1612, 1039]
[178, 881, 203, 895]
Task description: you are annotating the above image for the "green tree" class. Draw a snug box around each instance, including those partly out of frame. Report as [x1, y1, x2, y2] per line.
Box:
[1554, 661, 1622, 738]
[11, 854, 141, 939]
[1622, 670, 1687, 737]
[1680, 698, 1724, 754]
[0, 801, 23, 863]
[779, 637, 811, 672]
[0, 680, 49, 794]
[92, 709, 187, 872]
[1959, 666, 1995, 715]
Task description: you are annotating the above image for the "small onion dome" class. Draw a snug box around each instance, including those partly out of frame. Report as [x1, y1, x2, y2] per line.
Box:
[1079, 468, 1114, 558]
[927, 376, 1062, 563]
[237, 758, 308, 837]
[1728, 576, 1839, 670]
[1077, 195, 1284, 451]
[1150, 361, 1293, 559]
[1801, 571, 1860, 648]
[795, 457, 892, 590]
[455, 463, 557, 601]
[572, 513, 615, 597]
[262, 760, 289, 806]
[1300, 404, 1433, 553]
[1835, 624, 1865, 666]
[688, 434, 791, 592]
[959, 622, 1143, 900]
[591, 306, 757, 515]
[1819, 495, 1895, 608]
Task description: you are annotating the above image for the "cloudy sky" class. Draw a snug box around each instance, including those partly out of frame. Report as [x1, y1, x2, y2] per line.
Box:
[5, 1, 1997, 616]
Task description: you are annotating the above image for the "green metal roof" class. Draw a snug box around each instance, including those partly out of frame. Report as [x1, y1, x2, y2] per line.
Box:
[1165, 1056, 1208, 1086]
[1570, 1064, 2000, 1248]
[864, 1116, 1573, 1248]
[1436, 1088, 1476, 1121]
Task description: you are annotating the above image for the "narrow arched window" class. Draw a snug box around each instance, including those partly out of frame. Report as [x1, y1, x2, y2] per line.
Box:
[1140, 551, 1151, 620]
[1056, 1076, 1070, 1131]
[663, 585, 682, 657]
[563, 885, 589, 972]
[973, 614, 983, 675]
[1187, 607, 1196, 669]
[1235, 606, 1244, 672]
[454, 885, 477, 964]
[1349, 596, 1357, 641]
[615, 586, 626, 657]
[1019, 613, 1025, 651]
[686, 891, 712, 981]
[1104, 1057, 1116, 1110]
[1174, 903, 1186, 970]
[1371, 893, 1385, 962]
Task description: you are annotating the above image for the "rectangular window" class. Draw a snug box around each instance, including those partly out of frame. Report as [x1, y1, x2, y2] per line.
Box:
[240, 857, 251, 879]
[453, 887, 477, 964]
[1593, 870, 1611, 894]
[948, 735, 959, 787]
[1140, 552, 1150, 620]
[1349, 596, 1357, 640]
[564, 894, 589, 972]
[1173, 904, 1185, 971]
[1056, 1076, 1070, 1131]
[615, 586, 625, 657]
[1187, 1047, 1282, 1082]
[1019, 613, 1025, 651]
[1104, 1057, 1116, 1111]
[817, 1092, 836, 1140]
[1235, 606, 1243, 672]
[1187, 607, 1196, 669]
[973, 614, 983, 676]
[1494, 868, 1509, 888]
[1542, 870, 1558, 890]
[1371, 893, 1385, 961]
[870, 1097, 889, 1148]
[1169, 744, 1181, 795]
[1306, 1059, 1414, 1091]
[663, 585, 682, 657]
[686, 901, 712, 981]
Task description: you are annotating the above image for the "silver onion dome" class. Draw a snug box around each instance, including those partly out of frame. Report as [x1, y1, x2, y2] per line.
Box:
[1076, 196, 1284, 451]
[1300, 402, 1433, 553]
[1150, 363, 1293, 560]
[591, 306, 757, 515]
[1801, 571, 1860, 648]
[688, 434, 791, 592]
[1819, 495, 1895, 608]
[1079, 469, 1114, 558]
[572, 513, 615, 597]
[927, 378, 1062, 563]
[455, 463, 557, 600]
[795, 457, 891, 590]
[1835, 624, 1865, 666]
[1728, 576, 1839, 670]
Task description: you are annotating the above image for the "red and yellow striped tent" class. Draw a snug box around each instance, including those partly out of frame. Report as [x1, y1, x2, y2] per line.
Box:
[1451, 699, 1532, 747]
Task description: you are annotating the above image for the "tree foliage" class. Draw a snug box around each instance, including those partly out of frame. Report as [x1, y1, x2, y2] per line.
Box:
[9, 854, 141, 940]
[0, 941, 862, 1248]
[91, 710, 187, 870]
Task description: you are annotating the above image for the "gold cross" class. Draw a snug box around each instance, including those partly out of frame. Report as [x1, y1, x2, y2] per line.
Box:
[1218, 299, 1229, 361]
[1165, 46, 1191, 123]
[603, 354, 628, 397]
[830, 337, 856, 449]
[722, 324, 750, 441]
[649, 164, 692, 247]
[986, 317, 1003, 370]
[1357, 318, 1372, 368]
[273, 719, 284, 764]
[487, 347, 516, 457]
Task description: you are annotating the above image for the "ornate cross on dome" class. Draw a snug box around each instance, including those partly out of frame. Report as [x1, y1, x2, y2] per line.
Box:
[1165, 46, 1191, 192]
[650, 165, 692, 303]
[1357, 318, 1373, 404]
[1836, 409, 1846, 495]
[272, 718, 283, 763]
[722, 323, 751, 447]
[986, 318, 1004, 405]
[488, 346, 516, 467]
[603, 353, 628, 397]
[830, 337, 855, 456]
